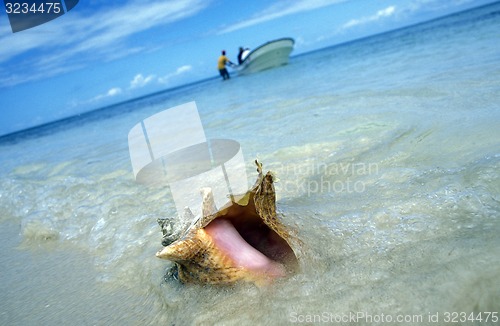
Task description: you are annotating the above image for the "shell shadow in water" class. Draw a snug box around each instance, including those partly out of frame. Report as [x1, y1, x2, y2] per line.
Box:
[156, 160, 300, 286]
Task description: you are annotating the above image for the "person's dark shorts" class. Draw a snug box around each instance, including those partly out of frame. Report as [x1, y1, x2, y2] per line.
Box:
[219, 68, 230, 79]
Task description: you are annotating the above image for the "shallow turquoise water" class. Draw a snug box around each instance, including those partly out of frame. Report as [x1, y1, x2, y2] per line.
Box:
[1, 3, 499, 325]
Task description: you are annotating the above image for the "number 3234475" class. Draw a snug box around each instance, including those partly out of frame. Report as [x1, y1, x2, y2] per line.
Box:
[5, 2, 62, 14]
[443, 312, 498, 323]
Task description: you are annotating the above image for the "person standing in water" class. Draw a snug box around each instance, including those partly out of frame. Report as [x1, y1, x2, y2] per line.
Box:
[217, 50, 233, 80]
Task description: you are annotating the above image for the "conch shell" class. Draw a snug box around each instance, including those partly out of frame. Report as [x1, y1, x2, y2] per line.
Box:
[156, 160, 299, 285]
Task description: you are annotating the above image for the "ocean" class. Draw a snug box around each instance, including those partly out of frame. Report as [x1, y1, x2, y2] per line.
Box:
[1, 2, 500, 325]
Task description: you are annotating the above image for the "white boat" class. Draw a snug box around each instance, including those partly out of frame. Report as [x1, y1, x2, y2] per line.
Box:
[236, 38, 294, 75]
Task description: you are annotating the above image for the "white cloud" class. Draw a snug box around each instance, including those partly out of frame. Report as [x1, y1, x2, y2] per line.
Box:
[0, 0, 209, 87]
[341, 6, 396, 29]
[107, 87, 122, 96]
[86, 65, 192, 105]
[89, 87, 123, 103]
[176, 65, 192, 74]
[130, 73, 156, 89]
[158, 65, 193, 84]
[218, 0, 347, 34]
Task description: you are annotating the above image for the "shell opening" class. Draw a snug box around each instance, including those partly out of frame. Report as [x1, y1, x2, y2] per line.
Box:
[204, 209, 298, 276]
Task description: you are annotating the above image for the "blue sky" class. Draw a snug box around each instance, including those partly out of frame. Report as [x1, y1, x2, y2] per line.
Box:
[0, 0, 496, 136]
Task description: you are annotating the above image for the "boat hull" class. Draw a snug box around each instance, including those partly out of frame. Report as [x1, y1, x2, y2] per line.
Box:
[237, 38, 294, 75]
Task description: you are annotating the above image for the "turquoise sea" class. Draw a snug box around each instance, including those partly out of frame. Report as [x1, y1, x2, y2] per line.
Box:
[1, 3, 499, 325]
